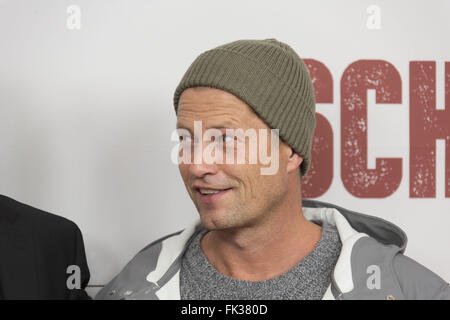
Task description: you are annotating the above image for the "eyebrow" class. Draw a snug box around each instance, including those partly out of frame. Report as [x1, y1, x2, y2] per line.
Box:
[176, 121, 239, 131]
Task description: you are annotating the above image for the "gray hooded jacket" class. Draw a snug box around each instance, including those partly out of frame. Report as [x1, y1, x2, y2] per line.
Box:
[96, 199, 450, 300]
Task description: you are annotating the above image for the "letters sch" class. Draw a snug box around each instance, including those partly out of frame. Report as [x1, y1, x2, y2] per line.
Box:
[301, 60, 450, 199]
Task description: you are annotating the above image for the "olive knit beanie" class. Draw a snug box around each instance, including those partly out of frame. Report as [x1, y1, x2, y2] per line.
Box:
[173, 38, 316, 177]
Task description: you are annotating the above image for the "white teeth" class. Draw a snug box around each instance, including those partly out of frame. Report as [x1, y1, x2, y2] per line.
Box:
[199, 188, 221, 195]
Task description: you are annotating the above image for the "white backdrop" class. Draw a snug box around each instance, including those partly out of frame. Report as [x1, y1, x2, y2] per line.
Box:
[0, 0, 448, 297]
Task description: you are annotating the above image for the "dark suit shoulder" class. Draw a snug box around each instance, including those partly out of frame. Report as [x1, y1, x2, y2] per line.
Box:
[0, 194, 79, 234]
[0, 194, 91, 299]
[0, 194, 84, 256]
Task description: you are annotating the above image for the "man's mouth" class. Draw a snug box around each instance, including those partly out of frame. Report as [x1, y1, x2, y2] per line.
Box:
[198, 188, 231, 195]
[193, 186, 233, 203]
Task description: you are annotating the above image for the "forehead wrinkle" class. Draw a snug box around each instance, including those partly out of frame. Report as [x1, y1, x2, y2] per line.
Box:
[177, 104, 246, 130]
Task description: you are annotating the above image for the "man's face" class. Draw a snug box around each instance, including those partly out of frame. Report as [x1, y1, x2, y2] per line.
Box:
[176, 87, 293, 231]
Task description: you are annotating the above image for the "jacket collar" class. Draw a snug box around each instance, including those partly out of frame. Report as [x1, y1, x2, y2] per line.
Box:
[146, 199, 407, 300]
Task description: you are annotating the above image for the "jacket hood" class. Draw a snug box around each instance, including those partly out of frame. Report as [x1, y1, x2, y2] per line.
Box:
[95, 199, 411, 300]
[302, 199, 407, 252]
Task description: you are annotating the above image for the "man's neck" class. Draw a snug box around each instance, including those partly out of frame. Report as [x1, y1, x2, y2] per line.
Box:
[200, 204, 322, 282]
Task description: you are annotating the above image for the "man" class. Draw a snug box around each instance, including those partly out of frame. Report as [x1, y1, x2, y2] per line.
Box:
[0, 194, 91, 299]
[96, 39, 449, 300]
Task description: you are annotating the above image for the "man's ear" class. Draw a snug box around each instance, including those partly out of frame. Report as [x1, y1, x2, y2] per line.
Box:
[286, 149, 303, 174]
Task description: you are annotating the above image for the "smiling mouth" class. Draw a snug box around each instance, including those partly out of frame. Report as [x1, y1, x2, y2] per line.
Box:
[194, 187, 233, 202]
[197, 188, 232, 195]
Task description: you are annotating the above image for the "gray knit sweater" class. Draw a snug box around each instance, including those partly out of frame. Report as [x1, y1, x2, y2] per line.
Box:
[180, 222, 342, 300]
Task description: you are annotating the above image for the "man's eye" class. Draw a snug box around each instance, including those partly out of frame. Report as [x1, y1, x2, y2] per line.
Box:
[221, 135, 235, 143]
[179, 135, 191, 142]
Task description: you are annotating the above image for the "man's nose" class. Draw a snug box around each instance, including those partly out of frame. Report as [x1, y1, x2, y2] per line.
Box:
[188, 140, 219, 177]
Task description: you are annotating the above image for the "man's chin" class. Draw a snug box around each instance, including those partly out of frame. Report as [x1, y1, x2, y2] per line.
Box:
[198, 210, 232, 230]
